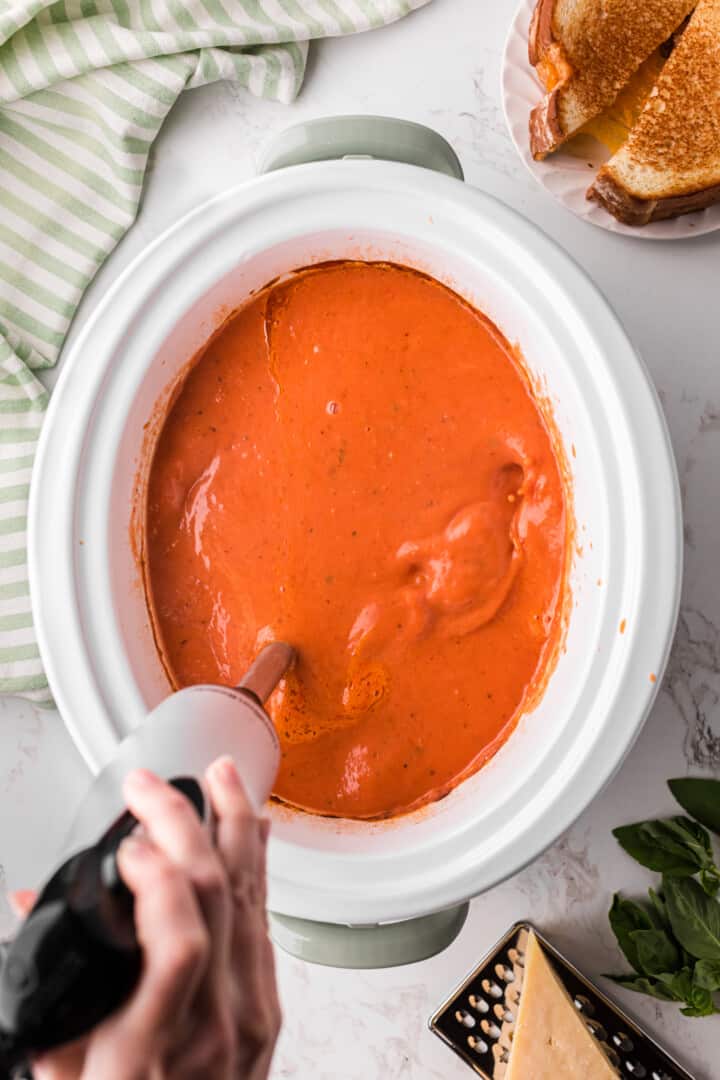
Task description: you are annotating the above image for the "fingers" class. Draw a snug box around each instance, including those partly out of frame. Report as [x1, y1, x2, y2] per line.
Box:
[123, 770, 226, 899]
[257, 819, 271, 911]
[205, 755, 252, 813]
[9, 889, 37, 917]
[89, 835, 210, 1075]
[123, 770, 232, 993]
[81, 835, 210, 1079]
[206, 759, 281, 1078]
[32, 1038, 88, 1080]
[205, 757, 259, 886]
[243, 821, 282, 1080]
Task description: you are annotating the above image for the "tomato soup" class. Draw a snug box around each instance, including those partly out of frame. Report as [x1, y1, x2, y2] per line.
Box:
[145, 262, 569, 819]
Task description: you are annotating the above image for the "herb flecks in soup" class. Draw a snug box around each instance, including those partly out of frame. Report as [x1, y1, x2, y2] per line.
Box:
[146, 262, 569, 819]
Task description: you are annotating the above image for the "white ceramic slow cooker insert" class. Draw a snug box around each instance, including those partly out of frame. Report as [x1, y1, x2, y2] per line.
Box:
[29, 119, 681, 934]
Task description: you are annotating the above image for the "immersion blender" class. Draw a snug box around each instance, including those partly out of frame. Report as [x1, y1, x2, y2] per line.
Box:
[0, 641, 294, 1076]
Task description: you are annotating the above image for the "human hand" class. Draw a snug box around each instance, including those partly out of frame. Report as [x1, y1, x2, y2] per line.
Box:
[16, 758, 281, 1079]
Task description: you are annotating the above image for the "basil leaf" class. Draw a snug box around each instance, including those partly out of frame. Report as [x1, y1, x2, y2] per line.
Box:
[661, 819, 720, 895]
[694, 959, 720, 991]
[699, 867, 720, 898]
[613, 817, 714, 876]
[608, 893, 653, 972]
[681, 1004, 716, 1017]
[608, 966, 719, 1014]
[649, 886, 709, 966]
[669, 778, 720, 836]
[662, 817, 714, 860]
[680, 986, 717, 1017]
[654, 970, 719, 1015]
[648, 887, 671, 929]
[629, 929, 681, 975]
[606, 974, 679, 1002]
[657, 968, 693, 998]
[664, 876, 720, 960]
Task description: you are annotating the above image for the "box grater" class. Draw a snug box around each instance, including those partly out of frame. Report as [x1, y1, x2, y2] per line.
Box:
[430, 922, 696, 1079]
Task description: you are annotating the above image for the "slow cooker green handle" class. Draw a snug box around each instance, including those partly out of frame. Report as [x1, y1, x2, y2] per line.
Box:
[257, 115, 463, 179]
[269, 903, 469, 969]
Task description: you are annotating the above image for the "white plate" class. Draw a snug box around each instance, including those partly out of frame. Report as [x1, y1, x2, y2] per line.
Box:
[502, 0, 720, 239]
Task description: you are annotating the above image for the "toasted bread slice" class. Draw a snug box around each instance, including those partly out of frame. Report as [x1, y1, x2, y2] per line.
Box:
[529, 0, 696, 159]
[589, 0, 720, 225]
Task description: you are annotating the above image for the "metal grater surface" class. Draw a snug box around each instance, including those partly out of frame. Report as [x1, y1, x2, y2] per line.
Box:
[429, 922, 696, 1080]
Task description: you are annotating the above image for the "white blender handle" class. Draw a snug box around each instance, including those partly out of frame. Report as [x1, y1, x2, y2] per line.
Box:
[63, 645, 292, 854]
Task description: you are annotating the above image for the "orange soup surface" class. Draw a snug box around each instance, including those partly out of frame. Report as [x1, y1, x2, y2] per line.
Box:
[146, 263, 569, 819]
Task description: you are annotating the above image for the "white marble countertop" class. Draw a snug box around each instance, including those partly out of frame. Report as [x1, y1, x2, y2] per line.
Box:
[2, 0, 719, 1076]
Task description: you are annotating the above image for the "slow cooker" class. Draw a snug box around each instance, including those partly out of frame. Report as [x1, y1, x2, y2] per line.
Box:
[28, 117, 681, 966]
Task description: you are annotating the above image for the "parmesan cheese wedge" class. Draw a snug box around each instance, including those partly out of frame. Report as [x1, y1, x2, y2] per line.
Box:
[505, 931, 619, 1079]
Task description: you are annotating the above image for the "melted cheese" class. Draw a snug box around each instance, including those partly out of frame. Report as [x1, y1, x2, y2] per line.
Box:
[538, 44, 573, 92]
[506, 932, 618, 1079]
[577, 50, 667, 154]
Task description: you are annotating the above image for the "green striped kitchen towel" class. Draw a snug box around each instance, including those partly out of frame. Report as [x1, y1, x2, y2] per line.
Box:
[0, 0, 428, 706]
